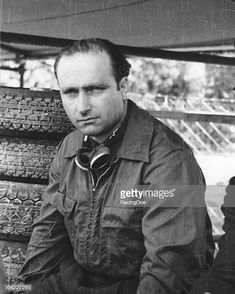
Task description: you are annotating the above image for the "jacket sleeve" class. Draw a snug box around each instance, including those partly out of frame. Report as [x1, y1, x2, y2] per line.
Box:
[18, 148, 73, 284]
[137, 136, 214, 294]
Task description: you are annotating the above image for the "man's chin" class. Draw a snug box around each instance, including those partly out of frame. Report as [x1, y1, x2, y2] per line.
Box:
[78, 127, 111, 143]
[77, 126, 102, 137]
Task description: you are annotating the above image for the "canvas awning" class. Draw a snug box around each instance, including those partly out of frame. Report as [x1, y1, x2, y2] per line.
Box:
[0, 0, 235, 62]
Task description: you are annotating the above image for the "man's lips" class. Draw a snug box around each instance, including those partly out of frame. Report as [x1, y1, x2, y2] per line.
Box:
[77, 117, 98, 123]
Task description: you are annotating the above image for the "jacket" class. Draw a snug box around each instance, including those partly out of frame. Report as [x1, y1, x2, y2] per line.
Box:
[19, 100, 214, 294]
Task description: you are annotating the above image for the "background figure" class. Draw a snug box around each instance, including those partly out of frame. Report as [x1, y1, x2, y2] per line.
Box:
[0, 254, 6, 294]
[190, 176, 235, 294]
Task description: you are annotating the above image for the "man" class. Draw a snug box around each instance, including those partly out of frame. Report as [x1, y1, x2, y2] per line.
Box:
[0, 254, 6, 294]
[19, 38, 214, 294]
[190, 176, 235, 294]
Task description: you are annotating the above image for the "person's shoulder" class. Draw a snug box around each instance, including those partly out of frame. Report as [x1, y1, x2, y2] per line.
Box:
[129, 100, 193, 157]
[61, 128, 82, 144]
[130, 101, 189, 147]
[56, 129, 82, 158]
[150, 114, 192, 155]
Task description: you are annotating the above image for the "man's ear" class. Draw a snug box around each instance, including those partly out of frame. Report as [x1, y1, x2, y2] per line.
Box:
[119, 77, 128, 100]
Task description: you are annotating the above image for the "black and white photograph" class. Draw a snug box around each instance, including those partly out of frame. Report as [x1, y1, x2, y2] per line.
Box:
[0, 1, 235, 293]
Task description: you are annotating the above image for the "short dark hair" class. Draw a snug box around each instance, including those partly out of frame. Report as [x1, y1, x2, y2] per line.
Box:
[54, 38, 131, 84]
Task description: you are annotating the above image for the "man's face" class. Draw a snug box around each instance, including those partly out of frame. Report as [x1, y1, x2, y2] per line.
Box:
[56, 51, 126, 142]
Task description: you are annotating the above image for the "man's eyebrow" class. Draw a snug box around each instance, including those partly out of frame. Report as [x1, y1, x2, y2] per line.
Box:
[61, 87, 79, 94]
[61, 83, 108, 94]
[83, 83, 108, 90]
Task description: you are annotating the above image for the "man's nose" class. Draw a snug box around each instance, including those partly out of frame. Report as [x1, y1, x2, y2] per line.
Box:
[75, 92, 91, 114]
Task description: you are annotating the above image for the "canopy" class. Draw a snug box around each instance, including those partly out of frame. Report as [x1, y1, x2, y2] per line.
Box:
[0, 0, 235, 62]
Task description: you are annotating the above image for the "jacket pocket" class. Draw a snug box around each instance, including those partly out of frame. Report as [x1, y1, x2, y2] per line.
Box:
[101, 206, 144, 276]
[101, 206, 143, 229]
[50, 192, 76, 217]
[50, 192, 77, 247]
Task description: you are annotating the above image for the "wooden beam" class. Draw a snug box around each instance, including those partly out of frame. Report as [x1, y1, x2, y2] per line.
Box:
[121, 46, 235, 66]
[0, 65, 20, 72]
[149, 110, 235, 125]
[0, 42, 29, 56]
[0, 31, 68, 48]
[1, 31, 235, 66]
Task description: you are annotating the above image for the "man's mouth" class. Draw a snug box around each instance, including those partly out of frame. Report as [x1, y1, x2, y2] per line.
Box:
[78, 117, 98, 123]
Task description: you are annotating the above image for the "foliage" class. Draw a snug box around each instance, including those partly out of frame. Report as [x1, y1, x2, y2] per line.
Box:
[204, 64, 235, 99]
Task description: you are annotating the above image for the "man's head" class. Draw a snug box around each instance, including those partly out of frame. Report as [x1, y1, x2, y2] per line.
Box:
[55, 38, 131, 143]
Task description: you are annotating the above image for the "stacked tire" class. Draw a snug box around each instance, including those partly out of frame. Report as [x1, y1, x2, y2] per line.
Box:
[0, 87, 73, 284]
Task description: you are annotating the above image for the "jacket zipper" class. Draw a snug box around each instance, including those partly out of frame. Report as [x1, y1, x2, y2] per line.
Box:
[85, 158, 119, 265]
[90, 158, 119, 191]
[88, 169, 95, 188]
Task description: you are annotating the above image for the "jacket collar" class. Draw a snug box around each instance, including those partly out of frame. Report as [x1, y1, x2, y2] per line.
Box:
[63, 100, 153, 163]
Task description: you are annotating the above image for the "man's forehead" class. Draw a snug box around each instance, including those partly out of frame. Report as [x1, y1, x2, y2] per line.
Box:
[58, 50, 112, 71]
[57, 51, 115, 86]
